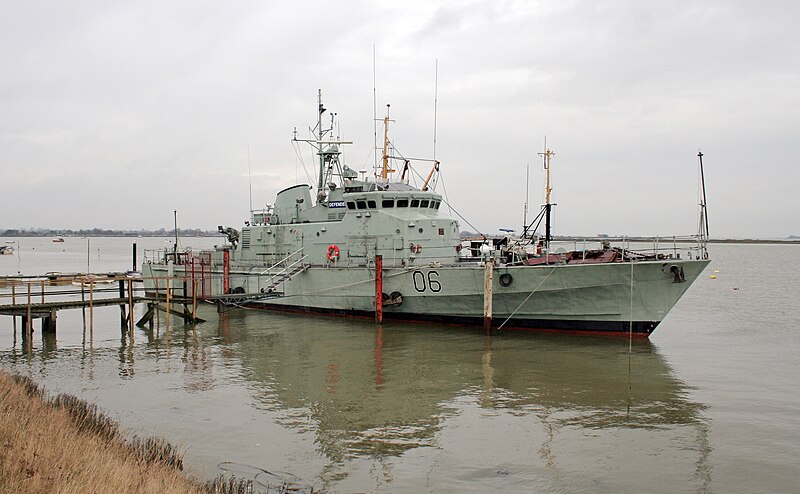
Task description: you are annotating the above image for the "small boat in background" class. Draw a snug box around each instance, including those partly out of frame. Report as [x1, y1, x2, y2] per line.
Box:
[53, 237, 65, 243]
[0, 245, 14, 255]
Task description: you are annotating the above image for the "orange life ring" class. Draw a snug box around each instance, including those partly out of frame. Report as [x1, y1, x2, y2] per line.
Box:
[327, 244, 340, 261]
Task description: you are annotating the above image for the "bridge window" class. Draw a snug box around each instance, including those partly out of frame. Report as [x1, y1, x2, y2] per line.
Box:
[411, 199, 420, 207]
[420, 199, 430, 208]
[433, 201, 440, 209]
[356, 200, 367, 210]
[367, 200, 376, 209]
[397, 198, 409, 207]
[346, 202, 356, 210]
[382, 199, 394, 208]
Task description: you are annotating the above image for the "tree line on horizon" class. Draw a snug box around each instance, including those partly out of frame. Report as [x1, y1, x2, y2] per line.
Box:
[0, 228, 219, 237]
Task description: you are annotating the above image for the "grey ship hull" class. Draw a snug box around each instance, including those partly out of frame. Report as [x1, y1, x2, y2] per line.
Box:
[144, 257, 708, 337]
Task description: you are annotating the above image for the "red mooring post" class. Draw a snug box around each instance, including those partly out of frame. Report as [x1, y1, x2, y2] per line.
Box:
[223, 249, 230, 294]
[375, 255, 383, 323]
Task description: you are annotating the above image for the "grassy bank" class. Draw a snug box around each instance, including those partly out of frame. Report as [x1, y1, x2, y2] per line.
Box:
[0, 370, 253, 494]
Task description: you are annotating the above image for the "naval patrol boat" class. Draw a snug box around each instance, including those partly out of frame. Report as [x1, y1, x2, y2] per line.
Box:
[142, 92, 710, 337]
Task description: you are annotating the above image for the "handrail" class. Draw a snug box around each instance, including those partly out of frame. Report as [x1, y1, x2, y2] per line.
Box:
[259, 247, 305, 275]
[261, 254, 309, 289]
[543, 234, 708, 260]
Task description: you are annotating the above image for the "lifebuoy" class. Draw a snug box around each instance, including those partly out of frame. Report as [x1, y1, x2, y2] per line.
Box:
[327, 244, 340, 261]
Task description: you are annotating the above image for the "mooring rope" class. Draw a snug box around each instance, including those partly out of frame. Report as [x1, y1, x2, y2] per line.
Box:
[497, 265, 559, 330]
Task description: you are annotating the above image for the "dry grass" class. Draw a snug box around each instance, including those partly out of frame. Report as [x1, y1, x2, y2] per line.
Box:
[0, 370, 257, 494]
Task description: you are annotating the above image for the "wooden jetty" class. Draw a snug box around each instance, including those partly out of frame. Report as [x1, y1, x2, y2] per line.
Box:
[0, 273, 208, 346]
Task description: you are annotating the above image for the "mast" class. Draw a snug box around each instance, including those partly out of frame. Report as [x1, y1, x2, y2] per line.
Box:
[698, 150, 709, 257]
[538, 143, 555, 249]
[316, 89, 326, 193]
[379, 105, 395, 182]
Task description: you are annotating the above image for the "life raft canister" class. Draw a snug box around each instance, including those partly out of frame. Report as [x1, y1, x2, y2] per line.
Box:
[327, 244, 340, 261]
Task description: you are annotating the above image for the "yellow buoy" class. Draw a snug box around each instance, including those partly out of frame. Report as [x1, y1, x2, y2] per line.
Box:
[710, 275, 716, 279]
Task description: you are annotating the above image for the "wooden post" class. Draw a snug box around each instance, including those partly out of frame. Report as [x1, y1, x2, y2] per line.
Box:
[483, 258, 494, 335]
[44, 308, 57, 334]
[132, 241, 137, 272]
[182, 280, 189, 321]
[165, 278, 171, 332]
[12, 284, 17, 344]
[192, 279, 198, 321]
[127, 278, 134, 338]
[118, 279, 127, 327]
[26, 283, 32, 344]
[81, 279, 86, 335]
[89, 279, 94, 337]
[40, 280, 45, 304]
[375, 255, 383, 323]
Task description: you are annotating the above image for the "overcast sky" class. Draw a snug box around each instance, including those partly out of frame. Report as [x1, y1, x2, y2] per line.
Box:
[2, 0, 798, 238]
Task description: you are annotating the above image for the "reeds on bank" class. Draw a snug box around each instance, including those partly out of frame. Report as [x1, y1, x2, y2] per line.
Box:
[0, 370, 255, 494]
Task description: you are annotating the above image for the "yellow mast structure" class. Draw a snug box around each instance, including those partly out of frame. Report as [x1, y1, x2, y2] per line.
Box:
[540, 147, 555, 204]
[379, 105, 395, 182]
[538, 143, 555, 248]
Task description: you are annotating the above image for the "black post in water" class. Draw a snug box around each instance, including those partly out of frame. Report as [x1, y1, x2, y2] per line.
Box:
[132, 242, 137, 272]
[119, 280, 127, 328]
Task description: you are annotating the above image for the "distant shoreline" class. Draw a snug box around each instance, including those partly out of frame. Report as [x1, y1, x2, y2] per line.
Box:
[3, 230, 798, 245]
[0, 229, 218, 238]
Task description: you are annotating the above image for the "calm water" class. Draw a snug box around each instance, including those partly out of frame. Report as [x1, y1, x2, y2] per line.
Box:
[1, 238, 798, 493]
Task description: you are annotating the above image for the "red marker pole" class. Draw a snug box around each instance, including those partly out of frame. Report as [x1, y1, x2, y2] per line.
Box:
[375, 255, 383, 323]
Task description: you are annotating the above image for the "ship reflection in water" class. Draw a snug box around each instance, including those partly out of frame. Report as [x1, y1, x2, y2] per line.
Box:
[209, 310, 710, 491]
[1, 308, 711, 492]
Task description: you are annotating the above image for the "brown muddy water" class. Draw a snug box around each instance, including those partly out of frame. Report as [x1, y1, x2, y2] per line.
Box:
[1, 237, 798, 493]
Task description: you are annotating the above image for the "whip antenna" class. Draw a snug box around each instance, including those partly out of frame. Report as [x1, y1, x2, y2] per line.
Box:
[248, 144, 253, 213]
[433, 58, 439, 160]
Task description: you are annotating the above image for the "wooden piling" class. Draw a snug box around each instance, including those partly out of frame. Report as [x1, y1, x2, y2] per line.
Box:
[483, 258, 494, 336]
[118, 280, 127, 327]
[89, 279, 94, 337]
[182, 280, 189, 321]
[127, 278, 134, 338]
[26, 284, 32, 344]
[192, 279, 198, 321]
[165, 278, 171, 332]
[136, 303, 156, 328]
[40, 280, 45, 304]
[81, 280, 86, 335]
[43, 308, 57, 334]
[12, 284, 17, 344]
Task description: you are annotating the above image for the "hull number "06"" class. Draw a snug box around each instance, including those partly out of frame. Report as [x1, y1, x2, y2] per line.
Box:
[413, 270, 442, 293]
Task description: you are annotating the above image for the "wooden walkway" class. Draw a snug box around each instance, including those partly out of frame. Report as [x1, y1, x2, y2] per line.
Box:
[0, 297, 146, 317]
